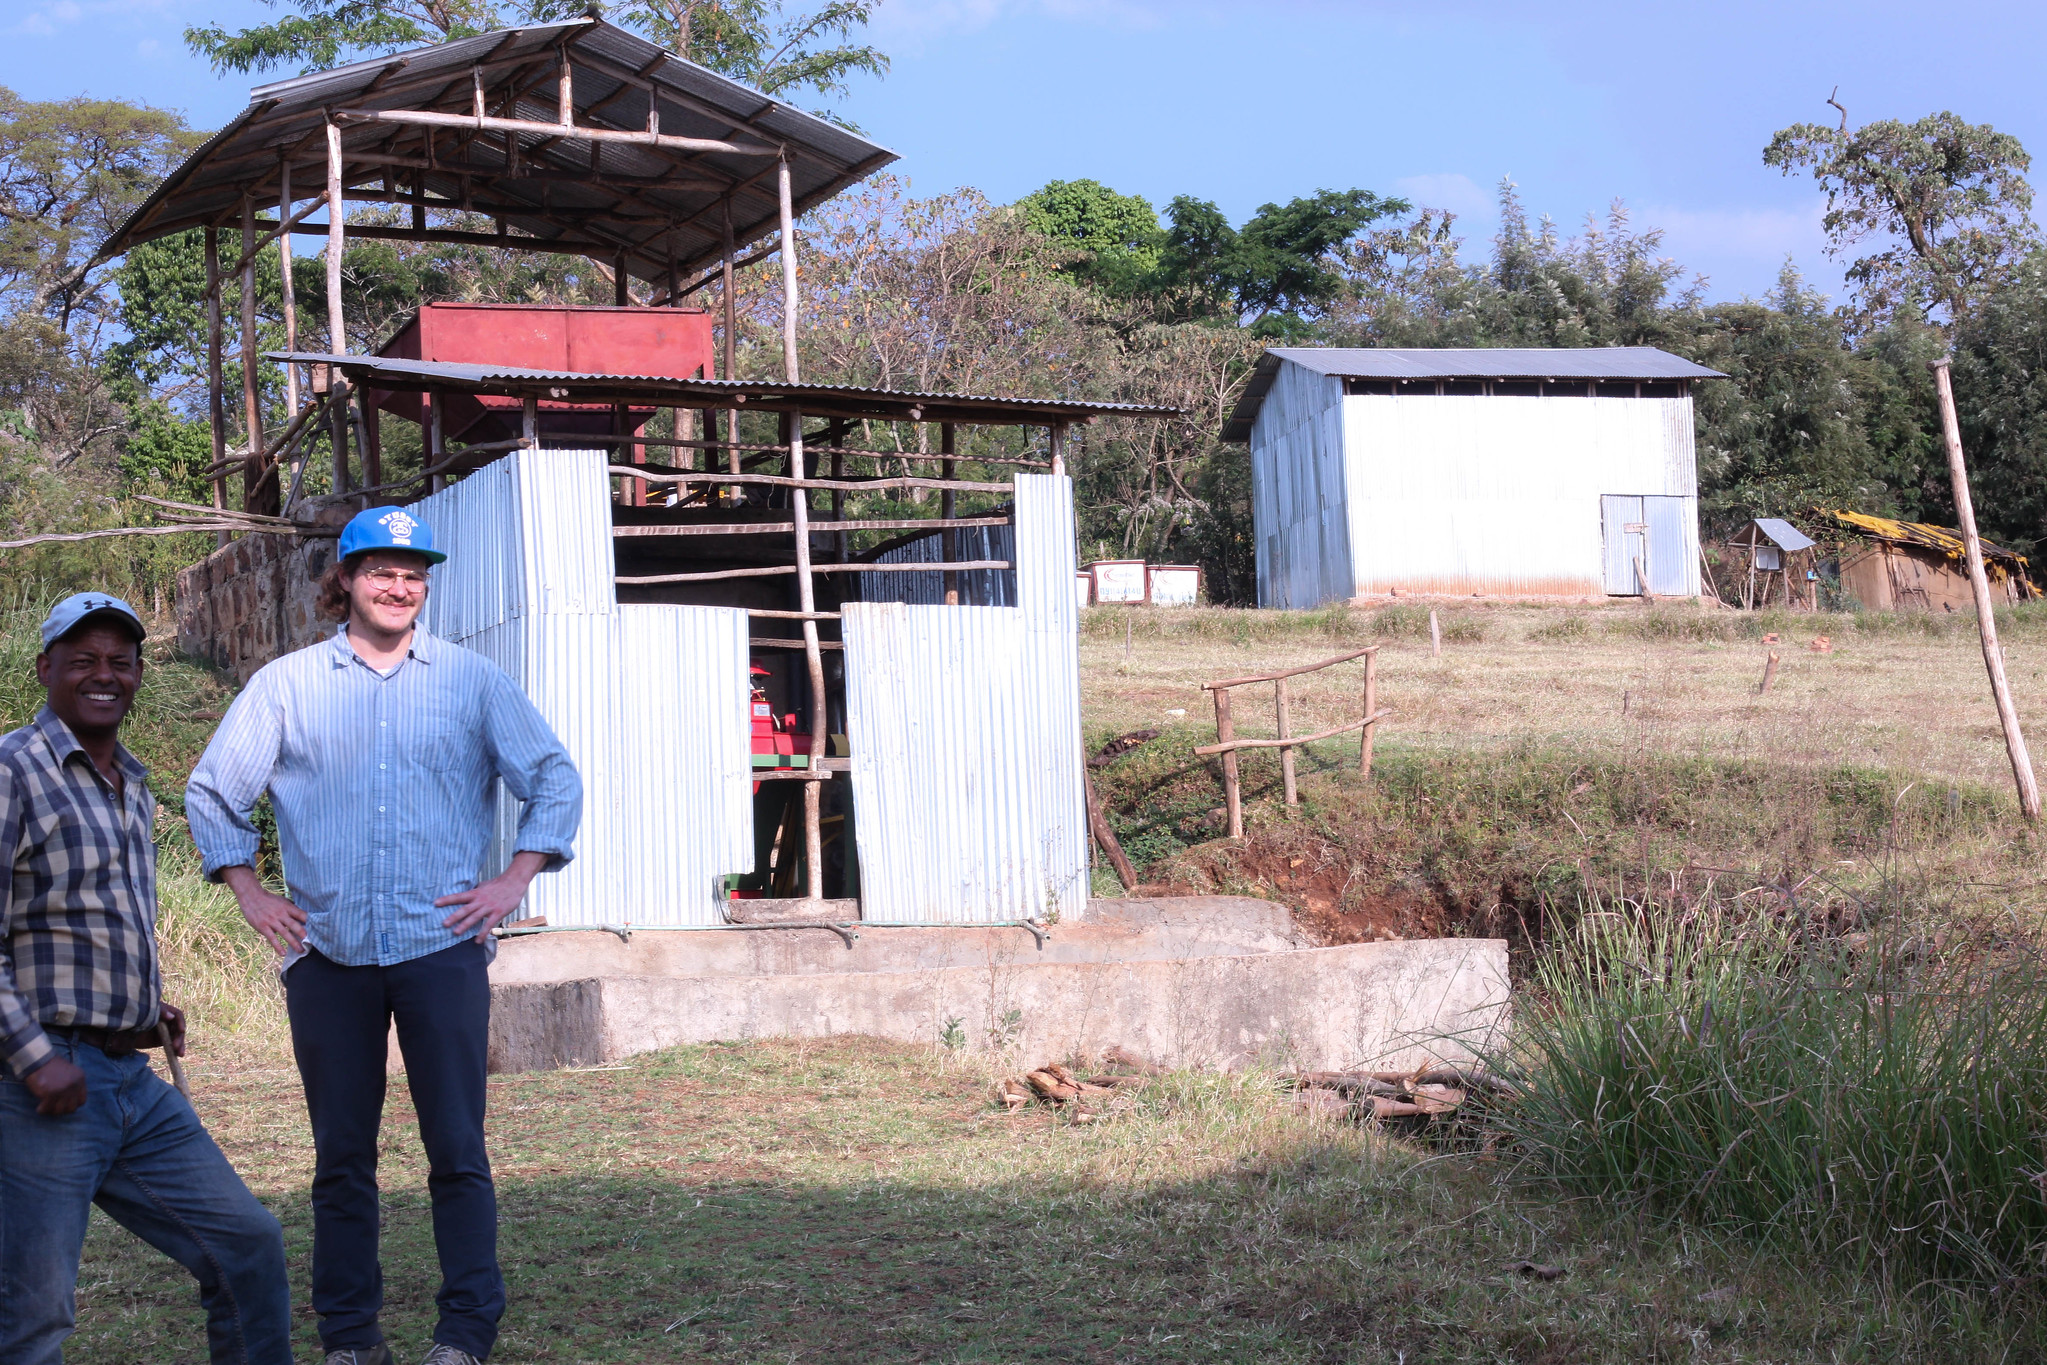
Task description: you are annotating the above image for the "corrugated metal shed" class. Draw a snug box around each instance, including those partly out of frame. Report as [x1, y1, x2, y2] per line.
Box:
[97, 17, 897, 286]
[1225, 346, 1725, 441]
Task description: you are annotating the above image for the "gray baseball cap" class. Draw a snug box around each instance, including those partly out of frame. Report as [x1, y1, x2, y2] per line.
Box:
[40, 592, 146, 649]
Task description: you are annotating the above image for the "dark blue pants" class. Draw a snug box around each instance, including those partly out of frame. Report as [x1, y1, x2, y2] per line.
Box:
[0, 1037, 292, 1364]
[287, 940, 502, 1359]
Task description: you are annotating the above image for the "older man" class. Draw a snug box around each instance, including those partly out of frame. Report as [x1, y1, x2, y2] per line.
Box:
[188, 506, 581, 1365]
[0, 592, 291, 1364]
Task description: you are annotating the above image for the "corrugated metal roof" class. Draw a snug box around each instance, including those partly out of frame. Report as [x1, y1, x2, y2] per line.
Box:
[274, 350, 1182, 421]
[1223, 346, 1725, 442]
[1751, 517, 1816, 552]
[96, 17, 896, 287]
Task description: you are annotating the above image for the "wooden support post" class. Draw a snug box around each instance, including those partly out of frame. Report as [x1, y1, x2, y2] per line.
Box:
[277, 157, 300, 415]
[941, 421, 958, 605]
[203, 226, 228, 546]
[522, 394, 540, 448]
[328, 378, 351, 496]
[613, 249, 629, 306]
[1214, 686, 1242, 839]
[326, 120, 346, 354]
[830, 417, 848, 564]
[777, 156, 799, 382]
[788, 406, 830, 901]
[616, 402, 640, 506]
[1428, 609, 1441, 659]
[721, 194, 739, 496]
[361, 398, 381, 489]
[1084, 769, 1140, 891]
[1049, 420, 1066, 478]
[427, 392, 445, 494]
[1361, 648, 1378, 777]
[1759, 650, 1779, 694]
[1276, 675, 1297, 806]
[1932, 356, 2040, 821]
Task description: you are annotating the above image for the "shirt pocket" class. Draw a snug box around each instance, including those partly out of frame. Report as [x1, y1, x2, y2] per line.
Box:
[412, 695, 476, 775]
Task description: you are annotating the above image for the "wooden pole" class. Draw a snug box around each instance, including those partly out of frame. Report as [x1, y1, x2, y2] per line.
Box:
[788, 405, 829, 900]
[613, 248, 629, 306]
[327, 378, 351, 496]
[721, 194, 739, 493]
[427, 392, 445, 494]
[277, 157, 300, 415]
[777, 156, 799, 382]
[203, 226, 228, 547]
[1360, 648, 1378, 777]
[1213, 686, 1242, 838]
[1084, 770, 1140, 891]
[941, 421, 958, 605]
[326, 120, 346, 356]
[1428, 609, 1440, 659]
[1932, 356, 2040, 821]
[361, 398, 381, 489]
[522, 394, 540, 447]
[1049, 421, 1067, 478]
[1276, 675, 1297, 806]
[1759, 650, 1779, 694]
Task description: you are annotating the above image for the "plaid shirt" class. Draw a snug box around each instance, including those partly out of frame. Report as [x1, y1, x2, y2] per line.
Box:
[0, 707, 159, 1079]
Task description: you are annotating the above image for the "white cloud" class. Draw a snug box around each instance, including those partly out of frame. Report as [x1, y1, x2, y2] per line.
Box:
[1392, 171, 1495, 220]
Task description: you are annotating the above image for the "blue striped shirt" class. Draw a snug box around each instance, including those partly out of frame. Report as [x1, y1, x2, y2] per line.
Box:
[185, 626, 581, 967]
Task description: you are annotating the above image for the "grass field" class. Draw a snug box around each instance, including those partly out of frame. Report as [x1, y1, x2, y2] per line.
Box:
[28, 597, 2047, 1361]
[70, 1039, 2047, 1365]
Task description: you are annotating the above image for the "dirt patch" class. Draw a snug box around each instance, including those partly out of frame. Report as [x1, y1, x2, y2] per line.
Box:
[1140, 837, 1456, 947]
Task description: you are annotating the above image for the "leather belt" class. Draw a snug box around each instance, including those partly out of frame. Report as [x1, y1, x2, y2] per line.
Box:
[46, 1023, 164, 1058]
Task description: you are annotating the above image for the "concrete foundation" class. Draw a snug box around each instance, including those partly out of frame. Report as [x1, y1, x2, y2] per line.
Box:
[480, 898, 1510, 1074]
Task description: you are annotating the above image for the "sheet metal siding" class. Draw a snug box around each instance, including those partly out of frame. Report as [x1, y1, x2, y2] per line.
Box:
[1642, 496, 1698, 596]
[1270, 346, 1725, 381]
[1250, 361, 1351, 608]
[841, 474, 1087, 925]
[848, 524, 1016, 606]
[616, 604, 754, 925]
[1341, 394, 1701, 598]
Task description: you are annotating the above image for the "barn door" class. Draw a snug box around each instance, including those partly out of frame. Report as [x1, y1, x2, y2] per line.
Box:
[1601, 495, 1646, 594]
[1640, 496, 1693, 595]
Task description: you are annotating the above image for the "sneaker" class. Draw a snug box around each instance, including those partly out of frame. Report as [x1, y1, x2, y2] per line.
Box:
[419, 1346, 483, 1365]
[322, 1349, 392, 1365]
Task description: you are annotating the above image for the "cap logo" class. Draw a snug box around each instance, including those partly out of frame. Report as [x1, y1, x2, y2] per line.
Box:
[380, 510, 419, 544]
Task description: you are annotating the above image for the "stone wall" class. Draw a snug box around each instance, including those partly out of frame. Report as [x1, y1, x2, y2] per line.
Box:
[176, 533, 334, 683]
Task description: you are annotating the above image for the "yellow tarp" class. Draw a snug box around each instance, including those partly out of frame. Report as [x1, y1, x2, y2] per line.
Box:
[1816, 508, 2030, 579]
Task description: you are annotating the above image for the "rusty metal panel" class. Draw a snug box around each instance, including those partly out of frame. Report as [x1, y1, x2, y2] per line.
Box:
[615, 604, 753, 925]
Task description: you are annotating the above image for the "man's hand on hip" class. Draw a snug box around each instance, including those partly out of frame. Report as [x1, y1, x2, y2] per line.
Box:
[218, 865, 308, 956]
[25, 1055, 87, 1116]
[437, 850, 551, 943]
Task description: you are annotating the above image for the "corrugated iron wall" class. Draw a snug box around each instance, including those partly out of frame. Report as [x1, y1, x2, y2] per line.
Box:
[1338, 391, 1699, 599]
[846, 523, 1016, 606]
[410, 448, 752, 927]
[1249, 361, 1351, 609]
[842, 473, 1088, 924]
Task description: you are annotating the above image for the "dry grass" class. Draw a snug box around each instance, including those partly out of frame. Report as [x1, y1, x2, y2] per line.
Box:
[1080, 601, 2047, 796]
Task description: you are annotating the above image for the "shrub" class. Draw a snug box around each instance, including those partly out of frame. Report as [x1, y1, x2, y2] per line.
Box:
[1497, 906, 2047, 1283]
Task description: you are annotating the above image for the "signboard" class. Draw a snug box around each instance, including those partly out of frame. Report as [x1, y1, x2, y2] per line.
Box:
[1087, 560, 1148, 604]
[1147, 565, 1202, 606]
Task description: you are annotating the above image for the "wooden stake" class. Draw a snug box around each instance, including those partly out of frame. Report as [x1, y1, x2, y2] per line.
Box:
[1428, 609, 1441, 659]
[1361, 648, 1378, 777]
[1213, 686, 1242, 838]
[1932, 357, 2040, 821]
[1276, 675, 1298, 806]
[1083, 770, 1139, 891]
[1759, 651, 1779, 694]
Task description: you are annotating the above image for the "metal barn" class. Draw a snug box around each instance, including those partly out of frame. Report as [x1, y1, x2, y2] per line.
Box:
[1221, 348, 1725, 606]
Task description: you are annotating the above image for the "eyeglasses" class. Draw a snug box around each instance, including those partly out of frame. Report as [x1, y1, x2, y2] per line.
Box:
[361, 568, 429, 593]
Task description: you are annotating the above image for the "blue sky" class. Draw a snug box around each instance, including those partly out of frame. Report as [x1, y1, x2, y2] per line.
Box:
[7, 0, 2042, 306]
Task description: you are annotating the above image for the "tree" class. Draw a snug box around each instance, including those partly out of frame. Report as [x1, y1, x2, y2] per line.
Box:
[188, 0, 887, 115]
[1152, 188, 1410, 334]
[1765, 107, 2036, 329]
[1016, 179, 1165, 297]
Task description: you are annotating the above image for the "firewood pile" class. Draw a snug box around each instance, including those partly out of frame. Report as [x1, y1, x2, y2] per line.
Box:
[996, 1046, 1162, 1123]
[1288, 1067, 1516, 1121]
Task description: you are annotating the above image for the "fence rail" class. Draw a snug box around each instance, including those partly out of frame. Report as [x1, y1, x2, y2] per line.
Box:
[1199, 646, 1385, 839]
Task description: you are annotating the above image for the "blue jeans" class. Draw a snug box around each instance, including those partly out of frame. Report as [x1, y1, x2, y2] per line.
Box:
[287, 940, 501, 1359]
[0, 1036, 293, 1364]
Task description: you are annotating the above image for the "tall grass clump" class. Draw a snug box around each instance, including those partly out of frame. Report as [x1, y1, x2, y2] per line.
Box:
[1499, 906, 2047, 1284]
[155, 838, 287, 1052]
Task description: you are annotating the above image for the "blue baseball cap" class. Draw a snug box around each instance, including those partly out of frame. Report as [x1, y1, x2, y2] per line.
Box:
[40, 592, 146, 649]
[338, 505, 447, 565]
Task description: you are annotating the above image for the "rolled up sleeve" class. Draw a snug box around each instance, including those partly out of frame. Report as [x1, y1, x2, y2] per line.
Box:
[0, 772, 53, 1079]
[185, 674, 284, 882]
[481, 667, 581, 870]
